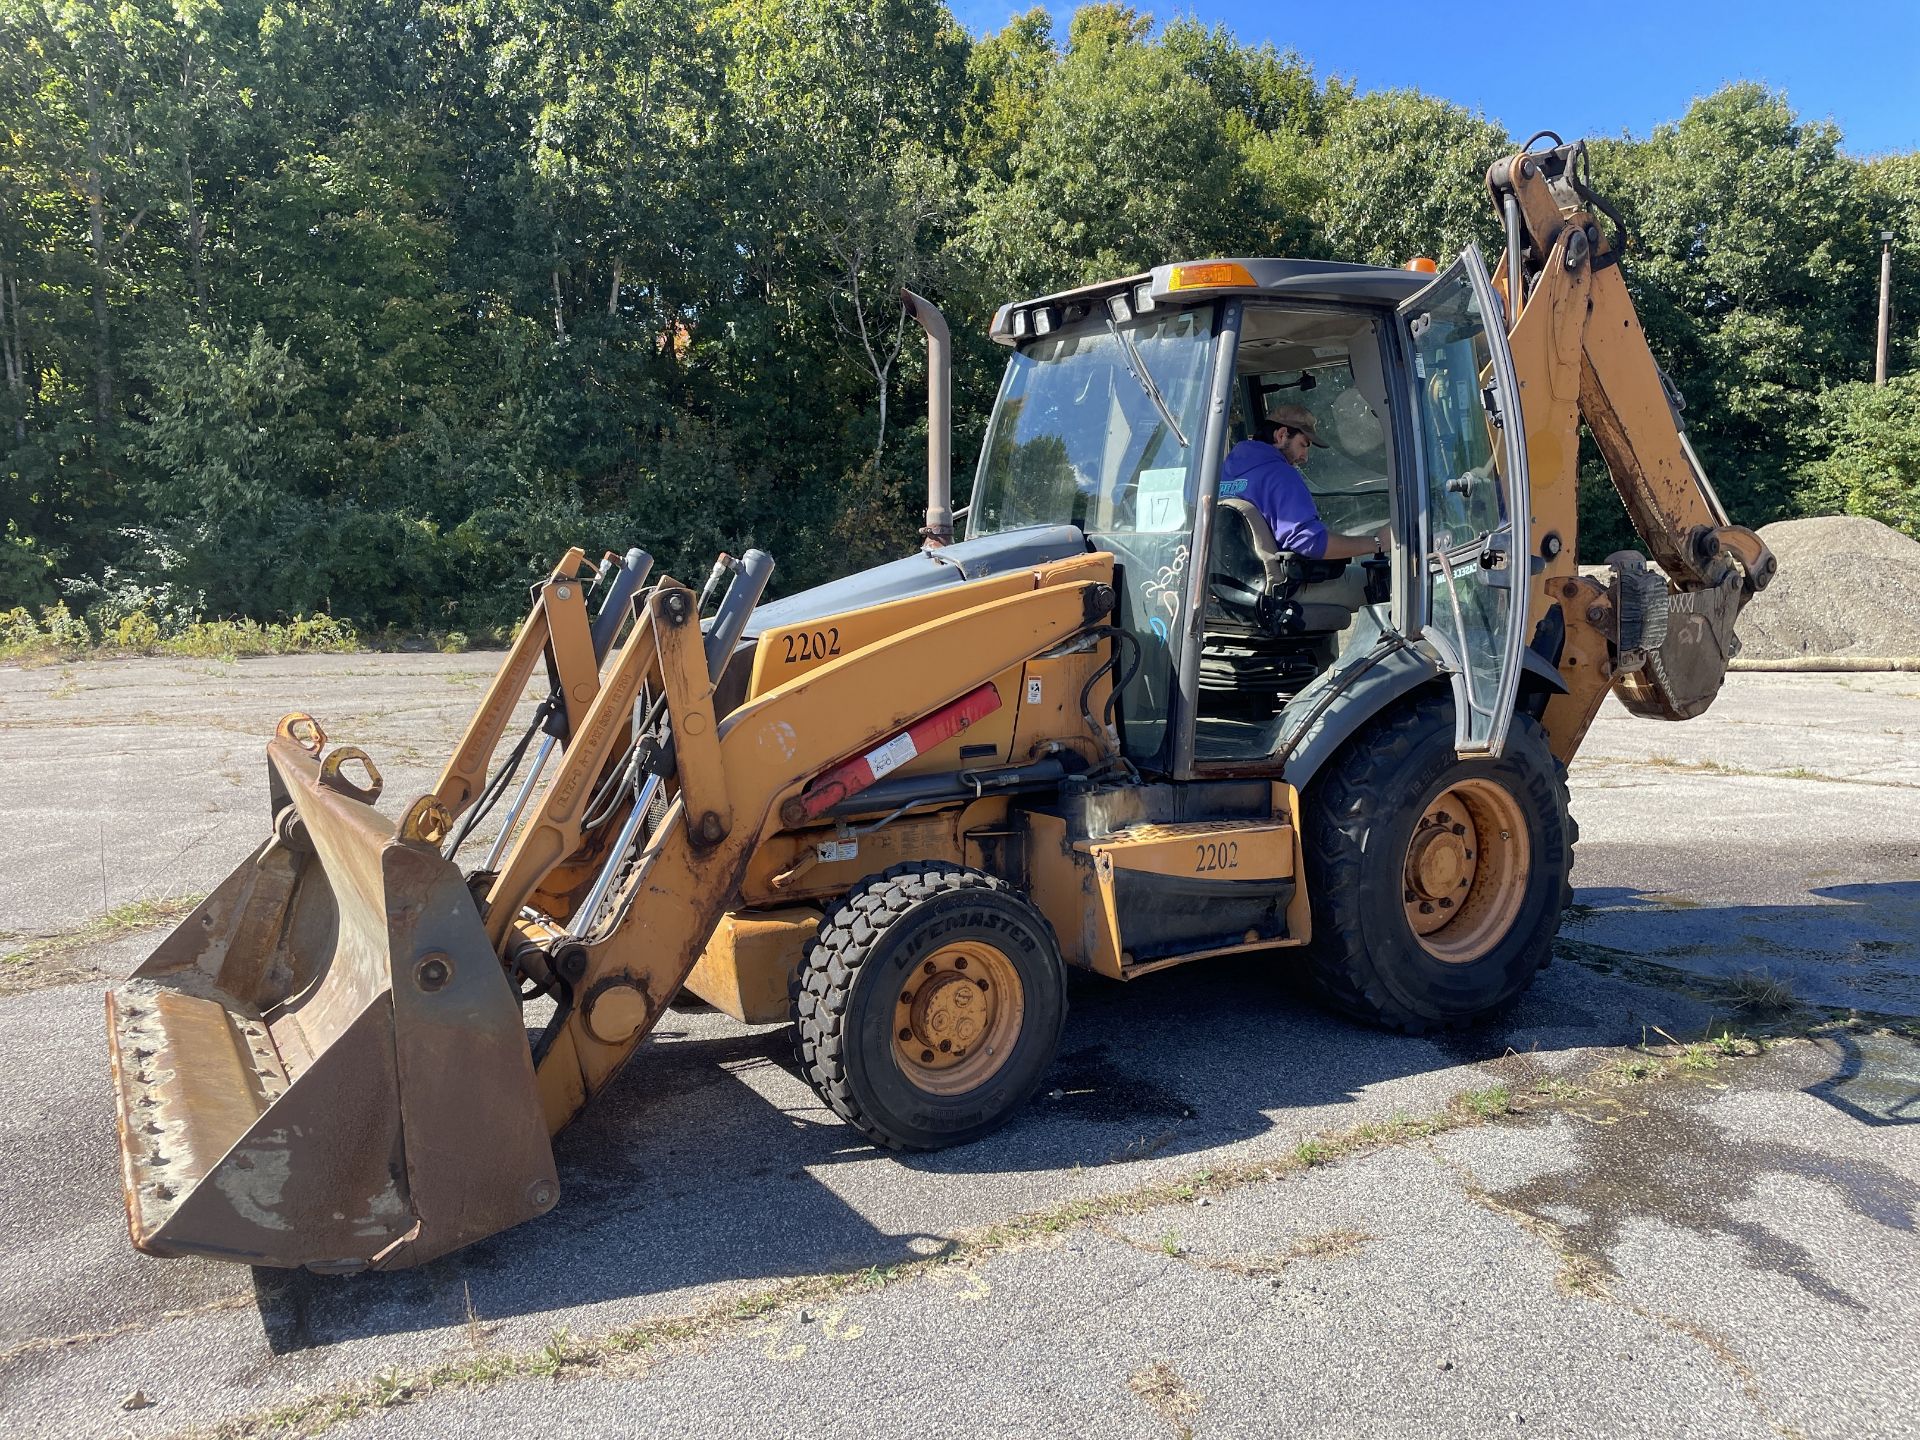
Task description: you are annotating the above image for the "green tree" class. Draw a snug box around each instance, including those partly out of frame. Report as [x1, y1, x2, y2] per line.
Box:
[964, 12, 1258, 296]
[961, 7, 1055, 180]
[1308, 89, 1508, 267]
[1863, 154, 1920, 377]
[1796, 376, 1920, 539]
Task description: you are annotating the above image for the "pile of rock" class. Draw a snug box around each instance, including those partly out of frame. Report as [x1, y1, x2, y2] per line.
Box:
[1733, 515, 1920, 662]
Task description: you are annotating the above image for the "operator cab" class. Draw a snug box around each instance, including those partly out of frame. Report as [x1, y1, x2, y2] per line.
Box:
[968, 252, 1529, 778]
[1192, 306, 1397, 761]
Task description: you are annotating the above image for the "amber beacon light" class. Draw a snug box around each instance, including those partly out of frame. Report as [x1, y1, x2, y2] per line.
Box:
[1168, 262, 1257, 290]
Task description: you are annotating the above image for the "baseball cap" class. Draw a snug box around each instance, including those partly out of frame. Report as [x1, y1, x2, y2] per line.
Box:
[1267, 402, 1328, 448]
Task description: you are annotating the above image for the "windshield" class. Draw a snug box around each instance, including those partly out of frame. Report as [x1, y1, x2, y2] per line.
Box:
[969, 305, 1219, 539]
[968, 302, 1222, 769]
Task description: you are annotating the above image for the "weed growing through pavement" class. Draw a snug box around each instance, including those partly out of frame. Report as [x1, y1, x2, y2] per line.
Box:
[199, 1040, 1778, 1440]
[1726, 970, 1799, 1018]
[0, 896, 202, 969]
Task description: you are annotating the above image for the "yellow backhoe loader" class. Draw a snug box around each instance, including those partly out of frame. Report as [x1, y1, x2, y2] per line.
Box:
[106, 134, 1775, 1272]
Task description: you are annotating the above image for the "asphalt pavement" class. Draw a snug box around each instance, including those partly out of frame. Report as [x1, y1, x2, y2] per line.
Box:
[0, 657, 1914, 1439]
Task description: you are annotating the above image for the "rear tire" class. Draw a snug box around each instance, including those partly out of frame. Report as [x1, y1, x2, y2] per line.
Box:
[1303, 693, 1573, 1032]
[793, 862, 1066, 1151]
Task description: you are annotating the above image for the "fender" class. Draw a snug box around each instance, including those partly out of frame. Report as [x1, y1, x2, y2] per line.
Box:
[1279, 642, 1444, 793]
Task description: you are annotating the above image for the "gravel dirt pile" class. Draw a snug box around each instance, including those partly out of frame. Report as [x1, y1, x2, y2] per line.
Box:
[1734, 515, 1920, 660]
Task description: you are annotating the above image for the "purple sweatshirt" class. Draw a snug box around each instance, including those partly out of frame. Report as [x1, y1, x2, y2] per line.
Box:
[1219, 439, 1328, 557]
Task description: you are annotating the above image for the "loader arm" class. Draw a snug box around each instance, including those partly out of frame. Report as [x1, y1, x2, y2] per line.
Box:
[485, 564, 1119, 1134]
[1487, 136, 1778, 760]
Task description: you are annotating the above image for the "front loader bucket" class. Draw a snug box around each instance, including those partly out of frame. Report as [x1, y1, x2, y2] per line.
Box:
[105, 722, 557, 1272]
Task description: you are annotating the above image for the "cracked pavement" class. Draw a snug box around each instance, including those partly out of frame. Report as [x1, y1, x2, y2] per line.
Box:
[0, 659, 1915, 1438]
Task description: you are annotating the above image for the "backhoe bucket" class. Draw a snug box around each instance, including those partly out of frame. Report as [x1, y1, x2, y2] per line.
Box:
[104, 721, 558, 1272]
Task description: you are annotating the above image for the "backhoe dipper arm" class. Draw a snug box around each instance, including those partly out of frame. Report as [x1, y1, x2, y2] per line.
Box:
[1487, 137, 1778, 751]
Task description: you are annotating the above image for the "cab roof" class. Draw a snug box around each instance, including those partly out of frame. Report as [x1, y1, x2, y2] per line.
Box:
[989, 258, 1432, 347]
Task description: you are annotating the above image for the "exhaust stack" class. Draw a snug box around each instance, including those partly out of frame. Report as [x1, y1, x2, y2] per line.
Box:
[902, 289, 952, 547]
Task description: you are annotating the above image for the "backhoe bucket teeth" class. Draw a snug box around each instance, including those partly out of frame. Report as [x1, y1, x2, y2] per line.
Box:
[105, 727, 557, 1272]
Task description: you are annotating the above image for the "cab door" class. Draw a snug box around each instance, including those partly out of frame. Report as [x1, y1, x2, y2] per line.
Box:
[1396, 245, 1530, 755]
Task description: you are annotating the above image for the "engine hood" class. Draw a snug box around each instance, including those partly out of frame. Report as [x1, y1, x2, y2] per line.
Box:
[743, 525, 1088, 636]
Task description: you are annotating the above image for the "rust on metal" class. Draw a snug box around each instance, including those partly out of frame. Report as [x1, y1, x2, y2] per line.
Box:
[105, 728, 556, 1271]
[891, 939, 1023, 1095]
[1401, 779, 1530, 963]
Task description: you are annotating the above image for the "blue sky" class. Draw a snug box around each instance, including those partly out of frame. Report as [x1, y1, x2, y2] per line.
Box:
[948, 1, 1920, 156]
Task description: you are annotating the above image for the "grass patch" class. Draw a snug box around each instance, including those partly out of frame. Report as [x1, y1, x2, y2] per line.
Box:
[1613, 1024, 1772, 1087]
[0, 896, 201, 971]
[1, 604, 360, 664]
[1450, 1083, 1513, 1120]
[1641, 754, 1734, 774]
[1725, 969, 1799, 1019]
[1612, 1054, 1662, 1083]
[1282, 1227, 1370, 1263]
[1128, 1360, 1200, 1437]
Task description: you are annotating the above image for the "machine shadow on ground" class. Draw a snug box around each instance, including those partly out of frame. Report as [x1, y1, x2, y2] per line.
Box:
[247, 935, 1656, 1354]
[249, 880, 1920, 1355]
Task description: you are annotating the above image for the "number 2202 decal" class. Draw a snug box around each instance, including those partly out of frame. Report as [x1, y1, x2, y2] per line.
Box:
[782, 627, 841, 664]
[1194, 840, 1239, 873]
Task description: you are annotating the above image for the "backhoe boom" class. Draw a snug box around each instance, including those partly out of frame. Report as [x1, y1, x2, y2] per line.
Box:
[1489, 137, 1777, 753]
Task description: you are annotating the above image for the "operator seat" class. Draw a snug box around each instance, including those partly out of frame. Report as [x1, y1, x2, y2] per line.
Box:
[1199, 498, 1367, 717]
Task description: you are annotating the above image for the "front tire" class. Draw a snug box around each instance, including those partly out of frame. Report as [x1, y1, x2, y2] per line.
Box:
[1303, 693, 1573, 1032]
[793, 863, 1067, 1150]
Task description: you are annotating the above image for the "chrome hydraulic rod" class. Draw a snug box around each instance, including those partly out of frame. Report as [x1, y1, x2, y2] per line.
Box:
[569, 772, 663, 940]
[483, 733, 556, 870]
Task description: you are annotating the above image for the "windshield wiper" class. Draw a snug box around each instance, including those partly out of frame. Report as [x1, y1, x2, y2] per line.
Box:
[1105, 320, 1188, 449]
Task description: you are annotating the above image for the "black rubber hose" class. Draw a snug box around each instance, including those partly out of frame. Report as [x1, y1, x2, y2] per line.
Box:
[443, 697, 551, 856]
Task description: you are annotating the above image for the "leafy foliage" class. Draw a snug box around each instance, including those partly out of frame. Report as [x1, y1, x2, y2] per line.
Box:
[0, 1, 1912, 636]
[1797, 376, 1920, 537]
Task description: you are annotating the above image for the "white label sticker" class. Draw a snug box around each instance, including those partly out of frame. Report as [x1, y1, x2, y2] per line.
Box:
[816, 839, 859, 863]
[1134, 467, 1189, 533]
[1025, 677, 1043, 705]
[865, 732, 918, 779]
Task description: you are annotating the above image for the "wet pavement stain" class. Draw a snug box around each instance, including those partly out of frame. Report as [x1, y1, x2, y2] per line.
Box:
[1489, 1079, 1920, 1311]
[1808, 1030, 1920, 1125]
[1560, 881, 1920, 1016]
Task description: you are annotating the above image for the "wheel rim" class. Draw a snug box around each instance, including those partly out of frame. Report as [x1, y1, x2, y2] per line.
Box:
[1401, 778, 1532, 965]
[892, 940, 1025, 1096]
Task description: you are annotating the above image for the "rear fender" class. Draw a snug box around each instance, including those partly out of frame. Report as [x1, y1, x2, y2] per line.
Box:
[1279, 644, 1445, 794]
